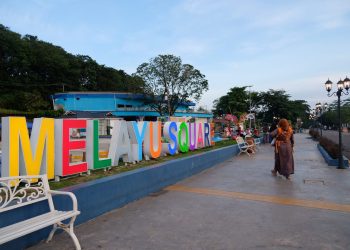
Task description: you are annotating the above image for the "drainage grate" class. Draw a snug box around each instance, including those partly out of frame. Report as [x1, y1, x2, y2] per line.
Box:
[303, 179, 325, 185]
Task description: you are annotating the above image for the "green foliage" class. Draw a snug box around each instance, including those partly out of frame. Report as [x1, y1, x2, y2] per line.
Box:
[133, 54, 208, 116]
[213, 86, 253, 115]
[0, 24, 143, 112]
[0, 108, 64, 120]
[320, 98, 350, 128]
[213, 87, 310, 125]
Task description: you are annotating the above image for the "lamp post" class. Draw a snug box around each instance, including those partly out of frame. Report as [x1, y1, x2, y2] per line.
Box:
[315, 102, 328, 137]
[324, 77, 350, 169]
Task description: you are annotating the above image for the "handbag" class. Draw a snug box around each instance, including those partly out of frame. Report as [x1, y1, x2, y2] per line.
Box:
[271, 138, 276, 146]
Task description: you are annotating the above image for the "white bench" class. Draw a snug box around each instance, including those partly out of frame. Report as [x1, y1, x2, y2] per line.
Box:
[235, 137, 255, 156]
[254, 137, 261, 150]
[0, 175, 81, 249]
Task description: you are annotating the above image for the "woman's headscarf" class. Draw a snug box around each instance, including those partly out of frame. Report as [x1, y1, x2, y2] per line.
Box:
[278, 119, 290, 131]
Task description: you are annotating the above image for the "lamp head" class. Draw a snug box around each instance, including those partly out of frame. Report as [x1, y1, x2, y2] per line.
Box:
[343, 76, 350, 90]
[337, 79, 344, 91]
[325, 79, 333, 92]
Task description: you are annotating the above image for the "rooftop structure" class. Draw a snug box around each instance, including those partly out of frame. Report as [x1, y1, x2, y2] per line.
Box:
[52, 92, 212, 121]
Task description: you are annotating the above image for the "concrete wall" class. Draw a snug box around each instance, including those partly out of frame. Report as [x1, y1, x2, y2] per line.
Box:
[0, 145, 239, 250]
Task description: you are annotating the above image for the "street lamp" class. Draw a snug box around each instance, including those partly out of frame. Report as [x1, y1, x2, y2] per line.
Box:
[324, 77, 350, 169]
[315, 102, 328, 136]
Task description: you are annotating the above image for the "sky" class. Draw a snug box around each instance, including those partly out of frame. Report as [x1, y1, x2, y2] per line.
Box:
[1, 0, 350, 110]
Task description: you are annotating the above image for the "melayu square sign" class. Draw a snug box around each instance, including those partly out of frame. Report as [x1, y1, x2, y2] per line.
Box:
[0, 117, 211, 180]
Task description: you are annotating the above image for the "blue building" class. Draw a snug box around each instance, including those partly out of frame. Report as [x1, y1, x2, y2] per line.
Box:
[52, 92, 212, 121]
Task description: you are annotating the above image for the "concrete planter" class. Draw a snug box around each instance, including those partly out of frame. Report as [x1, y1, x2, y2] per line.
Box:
[317, 144, 349, 168]
[0, 144, 239, 250]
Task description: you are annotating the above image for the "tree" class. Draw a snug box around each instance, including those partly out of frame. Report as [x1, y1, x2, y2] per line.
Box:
[213, 86, 251, 115]
[133, 54, 208, 116]
[0, 24, 143, 112]
[197, 106, 209, 113]
[213, 86, 263, 116]
[213, 87, 310, 125]
[321, 98, 350, 127]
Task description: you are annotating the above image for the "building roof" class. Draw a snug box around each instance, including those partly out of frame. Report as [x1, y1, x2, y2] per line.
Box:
[52, 92, 196, 106]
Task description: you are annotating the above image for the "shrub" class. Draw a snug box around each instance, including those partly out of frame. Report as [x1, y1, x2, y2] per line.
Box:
[319, 136, 340, 159]
[0, 108, 64, 120]
[309, 128, 320, 140]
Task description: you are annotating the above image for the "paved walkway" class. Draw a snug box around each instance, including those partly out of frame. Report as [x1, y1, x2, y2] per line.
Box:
[30, 134, 350, 250]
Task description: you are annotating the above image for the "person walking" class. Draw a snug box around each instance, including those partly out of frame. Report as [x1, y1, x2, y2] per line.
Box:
[270, 119, 294, 180]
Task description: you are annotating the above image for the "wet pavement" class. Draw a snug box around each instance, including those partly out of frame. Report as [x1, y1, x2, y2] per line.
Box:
[29, 133, 350, 250]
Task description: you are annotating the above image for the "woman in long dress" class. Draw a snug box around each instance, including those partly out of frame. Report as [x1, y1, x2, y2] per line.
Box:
[270, 119, 294, 180]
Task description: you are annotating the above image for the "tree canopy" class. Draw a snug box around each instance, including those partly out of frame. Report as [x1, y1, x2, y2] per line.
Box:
[0, 24, 143, 111]
[320, 97, 350, 128]
[133, 54, 208, 116]
[213, 87, 310, 125]
[213, 86, 257, 116]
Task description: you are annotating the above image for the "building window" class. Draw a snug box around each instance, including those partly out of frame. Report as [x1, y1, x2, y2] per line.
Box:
[117, 104, 125, 108]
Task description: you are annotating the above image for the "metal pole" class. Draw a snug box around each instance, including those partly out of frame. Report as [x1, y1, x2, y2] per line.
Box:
[337, 90, 345, 169]
[321, 112, 323, 136]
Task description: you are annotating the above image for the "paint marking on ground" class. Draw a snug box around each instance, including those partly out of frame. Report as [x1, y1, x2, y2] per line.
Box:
[165, 185, 350, 213]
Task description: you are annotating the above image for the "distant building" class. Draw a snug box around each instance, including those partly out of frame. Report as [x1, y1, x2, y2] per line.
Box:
[51, 92, 212, 134]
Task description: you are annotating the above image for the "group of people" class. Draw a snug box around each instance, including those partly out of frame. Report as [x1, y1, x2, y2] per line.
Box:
[235, 127, 260, 138]
[223, 126, 260, 139]
[269, 118, 295, 180]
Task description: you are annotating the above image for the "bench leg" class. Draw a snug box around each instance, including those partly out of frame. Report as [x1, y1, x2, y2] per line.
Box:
[46, 224, 58, 242]
[65, 216, 81, 250]
[68, 224, 81, 250]
[46, 217, 81, 250]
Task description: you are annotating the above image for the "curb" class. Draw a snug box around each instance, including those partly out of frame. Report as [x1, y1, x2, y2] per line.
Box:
[317, 144, 349, 168]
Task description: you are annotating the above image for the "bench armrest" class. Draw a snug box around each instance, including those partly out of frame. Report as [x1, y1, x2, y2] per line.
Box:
[48, 190, 79, 211]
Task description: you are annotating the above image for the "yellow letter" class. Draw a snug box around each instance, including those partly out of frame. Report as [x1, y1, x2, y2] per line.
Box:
[1, 117, 55, 179]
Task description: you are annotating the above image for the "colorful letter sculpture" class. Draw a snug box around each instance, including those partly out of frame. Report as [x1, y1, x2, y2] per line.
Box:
[0, 116, 212, 180]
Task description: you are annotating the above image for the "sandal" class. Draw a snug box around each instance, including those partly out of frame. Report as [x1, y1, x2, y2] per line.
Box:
[271, 170, 277, 176]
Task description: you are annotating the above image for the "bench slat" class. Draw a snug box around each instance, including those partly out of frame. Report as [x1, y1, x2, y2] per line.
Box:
[0, 210, 80, 244]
